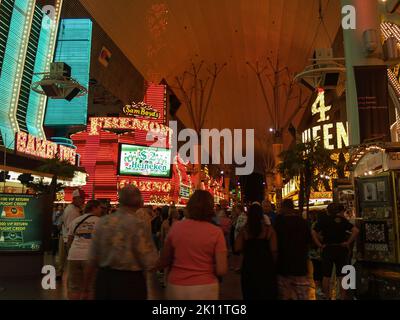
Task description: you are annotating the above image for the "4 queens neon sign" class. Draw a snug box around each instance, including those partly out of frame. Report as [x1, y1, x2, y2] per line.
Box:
[302, 89, 349, 150]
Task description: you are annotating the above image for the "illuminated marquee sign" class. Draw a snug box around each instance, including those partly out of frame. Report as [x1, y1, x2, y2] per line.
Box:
[118, 179, 172, 193]
[302, 89, 349, 150]
[89, 117, 172, 137]
[15, 132, 76, 165]
[123, 102, 160, 120]
[312, 88, 331, 122]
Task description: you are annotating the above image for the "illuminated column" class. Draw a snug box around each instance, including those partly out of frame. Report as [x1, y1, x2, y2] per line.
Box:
[9, 0, 36, 135]
[341, 0, 385, 145]
[0, 0, 36, 148]
[26, 0, 63, 138]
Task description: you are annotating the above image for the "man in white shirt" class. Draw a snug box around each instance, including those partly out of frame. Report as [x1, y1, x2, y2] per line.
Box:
[67, 200, 101, 300]
[57, 189, 85, 279]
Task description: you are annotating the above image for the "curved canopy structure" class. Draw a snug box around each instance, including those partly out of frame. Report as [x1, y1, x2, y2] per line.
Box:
[79, 0, 342, 172]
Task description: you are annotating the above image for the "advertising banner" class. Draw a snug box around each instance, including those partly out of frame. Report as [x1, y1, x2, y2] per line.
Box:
[354, 65, 391, 142]
[0, 194, 44, 252]
[119, 144, 172, 178]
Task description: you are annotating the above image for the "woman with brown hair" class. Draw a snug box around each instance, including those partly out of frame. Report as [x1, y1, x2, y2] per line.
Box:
[160, 190, 228, 300]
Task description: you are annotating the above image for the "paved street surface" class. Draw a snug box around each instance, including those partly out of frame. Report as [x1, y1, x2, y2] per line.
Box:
[0, 255, 243, 300]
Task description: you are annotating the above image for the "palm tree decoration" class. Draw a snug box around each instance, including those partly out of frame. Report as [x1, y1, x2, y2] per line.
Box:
[278, 140, 335, 217]
[36, 157, 77, 201]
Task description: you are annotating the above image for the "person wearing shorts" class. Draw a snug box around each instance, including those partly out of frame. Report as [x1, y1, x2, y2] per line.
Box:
[67, 200, 102, 300]
[312, 203, 359, 300]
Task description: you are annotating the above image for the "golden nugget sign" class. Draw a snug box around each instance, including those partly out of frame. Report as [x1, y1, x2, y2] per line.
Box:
[89, 117, 172, 136]
[16, 132, 76, 165]
[302, 89, 349, 150]
[123, 102, 160, 120]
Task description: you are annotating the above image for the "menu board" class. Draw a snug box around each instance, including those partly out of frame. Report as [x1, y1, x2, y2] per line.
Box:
[119, 144, 172, 178]
[0, 194, 43, 252]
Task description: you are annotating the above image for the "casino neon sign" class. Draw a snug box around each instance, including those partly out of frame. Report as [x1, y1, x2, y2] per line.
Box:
[123, 102, 160, 120]
[118, 179, 172, 193]
[89, 117, 172, 137]
[302, 89, 349, 150]
[15, 132, 76, 165]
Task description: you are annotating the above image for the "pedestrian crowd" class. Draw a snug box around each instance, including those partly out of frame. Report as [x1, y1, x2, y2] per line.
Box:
[52, 186, 359, 300]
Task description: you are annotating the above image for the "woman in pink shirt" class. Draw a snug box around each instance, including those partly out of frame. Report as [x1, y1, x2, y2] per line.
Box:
[160, 190, 228, 300]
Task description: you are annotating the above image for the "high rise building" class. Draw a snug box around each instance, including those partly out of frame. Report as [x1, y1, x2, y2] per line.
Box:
[0, 0, 63, 149]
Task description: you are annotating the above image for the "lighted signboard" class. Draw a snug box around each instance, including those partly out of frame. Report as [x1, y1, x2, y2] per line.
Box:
[302, 89, 349, 150]
[118, 179, 172, 193]
[118, 144, 172, 178]
[0, 194, 44, 252]
[15, 132, 76, 165]
[89, 117, 172, 137]
[123, 102, 160, 120]
[179, 185, 191, 199]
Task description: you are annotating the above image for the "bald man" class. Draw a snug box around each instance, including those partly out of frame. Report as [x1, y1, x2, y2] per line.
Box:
[85, 186, 158, 300]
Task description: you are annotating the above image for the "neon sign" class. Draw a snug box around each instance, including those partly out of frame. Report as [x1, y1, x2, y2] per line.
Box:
[15, 132, 76, 165]
[312, 88, 332, 122]
[123, 102, 160, 120]
[89, 117, 172, 137]
[302, 89, 349, 150]
[118, 179, 172, 193]
[119, 144, 172, 178]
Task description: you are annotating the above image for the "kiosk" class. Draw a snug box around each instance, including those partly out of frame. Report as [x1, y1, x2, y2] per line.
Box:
[351, 143, 400, 299]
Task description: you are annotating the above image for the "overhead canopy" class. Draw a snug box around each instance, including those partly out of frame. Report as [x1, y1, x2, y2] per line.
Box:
[79, 0, 341, 173]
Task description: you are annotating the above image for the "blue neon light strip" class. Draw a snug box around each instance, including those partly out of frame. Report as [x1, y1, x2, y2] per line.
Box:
[0, 0, 33, 148]
[26, 10, 53, 137]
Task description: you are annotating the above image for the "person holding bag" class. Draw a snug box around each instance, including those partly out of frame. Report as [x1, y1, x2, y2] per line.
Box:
[67, 200, 102, 300]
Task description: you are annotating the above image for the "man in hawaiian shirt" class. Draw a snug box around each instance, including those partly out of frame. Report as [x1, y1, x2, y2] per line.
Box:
[85, 186, 158, 300]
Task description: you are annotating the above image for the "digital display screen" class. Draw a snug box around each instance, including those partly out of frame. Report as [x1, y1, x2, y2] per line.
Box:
[179, 186, 190, 198]
[118, 144, 172, 178]
[0, 194, 43, 252]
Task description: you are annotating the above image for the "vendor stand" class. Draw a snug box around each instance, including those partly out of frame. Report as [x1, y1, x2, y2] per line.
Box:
[350, 143, 400, 299]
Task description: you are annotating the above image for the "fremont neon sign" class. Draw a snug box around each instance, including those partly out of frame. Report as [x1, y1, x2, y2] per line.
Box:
[302, 89, 349, 150]
[15, 132, 76, 165]
[89, 117, 172, 137]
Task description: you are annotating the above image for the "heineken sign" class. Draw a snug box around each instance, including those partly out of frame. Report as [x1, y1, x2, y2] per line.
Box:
[118, 144, 172, 178]
[123, 102, 160, 120]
